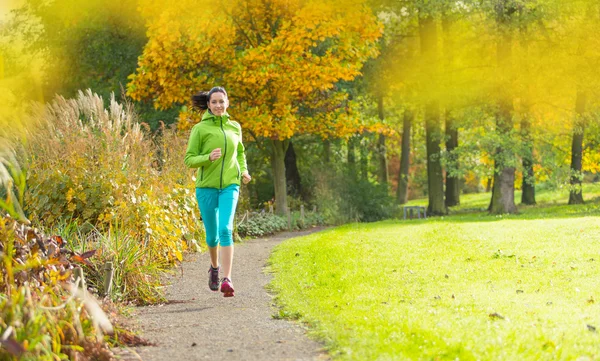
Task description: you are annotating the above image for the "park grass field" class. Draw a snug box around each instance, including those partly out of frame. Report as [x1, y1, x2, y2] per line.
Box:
[268, 183, 600, 360]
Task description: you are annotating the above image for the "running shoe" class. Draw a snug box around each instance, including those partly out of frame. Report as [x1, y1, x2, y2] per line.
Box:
[220, 277, 235, 297]
[208, 265, 220, 291]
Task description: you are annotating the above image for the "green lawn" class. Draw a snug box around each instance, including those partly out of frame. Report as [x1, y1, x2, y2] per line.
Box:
[268, 184, 600, 360]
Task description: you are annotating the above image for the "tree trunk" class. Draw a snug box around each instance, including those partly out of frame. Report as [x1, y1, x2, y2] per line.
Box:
[489, 2, 517, 214]
[518, 14, 536, 206]
[569, 91, 586, 205]
[425, 103, 446, 215]
[284, 141, 302, 199]
[419, 15, 446, 215]
[490, 163, 517, 213]
[360, 134, 369, 181]
[377, 96, 388, 185]
[323, 139, 331, 164]
[270, 139, 289, 215]
[521, 110, 536, 205]
[489, 98, 517, 214]
[397, 109, 412, 204]
[348, 136, 356, 174]
[445, 110, 460, 207]
[442, 14, 459, 208]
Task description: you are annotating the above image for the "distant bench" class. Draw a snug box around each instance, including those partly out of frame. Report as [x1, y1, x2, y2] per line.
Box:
[403, 206, 427, 220]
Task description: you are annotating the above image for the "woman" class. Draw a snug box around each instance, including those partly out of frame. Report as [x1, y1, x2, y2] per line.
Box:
[184, 86, 251, 297]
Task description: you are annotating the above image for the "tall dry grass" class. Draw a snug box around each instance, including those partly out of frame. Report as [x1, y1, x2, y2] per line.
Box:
[1, 96, 118, 360]
[23, 89, 202, 303]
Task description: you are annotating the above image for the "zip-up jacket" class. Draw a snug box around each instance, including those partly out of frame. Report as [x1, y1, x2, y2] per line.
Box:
[184, 111, 248, 189]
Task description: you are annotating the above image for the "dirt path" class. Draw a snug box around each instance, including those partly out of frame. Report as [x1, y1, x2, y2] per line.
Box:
[116, 228, 329, 361]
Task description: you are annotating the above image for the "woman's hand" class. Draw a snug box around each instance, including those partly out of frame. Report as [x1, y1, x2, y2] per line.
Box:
[242, 171, 252, 184]
[209, 148, 222, 162]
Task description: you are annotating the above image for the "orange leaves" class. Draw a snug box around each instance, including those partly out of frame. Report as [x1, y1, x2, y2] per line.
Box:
[129, 0, 382, 140]
[70, 250, 97, 267]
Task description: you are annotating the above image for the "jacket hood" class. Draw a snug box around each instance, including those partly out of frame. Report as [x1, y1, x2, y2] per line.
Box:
[201, 110, 230, 122]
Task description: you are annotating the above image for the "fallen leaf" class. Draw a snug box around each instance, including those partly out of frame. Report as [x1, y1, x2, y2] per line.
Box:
[489, 312, 505, 320]
[80, 249, 97, 259]
[51, 235, 64, 245]
[70, 255, 93, 267]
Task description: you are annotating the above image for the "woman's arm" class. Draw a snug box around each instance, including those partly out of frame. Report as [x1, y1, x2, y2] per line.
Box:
[184, 126, 212, 168]
[236, 130, 251, 184]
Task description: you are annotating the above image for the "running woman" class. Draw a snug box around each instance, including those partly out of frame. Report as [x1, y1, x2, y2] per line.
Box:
[184, 86, 251, 297]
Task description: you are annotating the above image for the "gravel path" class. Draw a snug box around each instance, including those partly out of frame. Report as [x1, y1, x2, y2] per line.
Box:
[116, 228, 328, 361]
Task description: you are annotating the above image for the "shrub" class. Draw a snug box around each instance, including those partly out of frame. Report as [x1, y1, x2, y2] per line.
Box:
[0, 217, 115, 360]
[21, 90, 203, 303]
[287, 209, 326, 230]
[345, 177, 397, 222]
[313, 166, 396, 224]
[237, 212, 288, 238]
[6, 88, 202, 304]
[236, 208, 326, 238]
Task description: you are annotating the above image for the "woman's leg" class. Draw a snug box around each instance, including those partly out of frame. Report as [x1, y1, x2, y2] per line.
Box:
[218, 185, 240, 280]
[196, 187, 219, 268]
[220, 246, 234, 280]
[208, 245, 219, 269]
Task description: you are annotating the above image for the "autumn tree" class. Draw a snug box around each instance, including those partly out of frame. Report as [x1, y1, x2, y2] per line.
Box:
[396, 108, 413, 204]
[4, 0, 180, 130]
[128, 0, 382, 215]
[6, 0, 145, 100]
[509, 0, 600, 205]
[562, 1, 600, 204]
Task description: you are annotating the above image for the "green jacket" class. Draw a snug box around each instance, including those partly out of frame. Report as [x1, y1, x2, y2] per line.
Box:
[184, 111, 248, 189]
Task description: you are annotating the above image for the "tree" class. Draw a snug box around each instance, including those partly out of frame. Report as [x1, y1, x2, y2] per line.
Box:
[525, 0, 600, 204]
[284, 141, 303, 200]
[516, 6, 537, 206]
[520, 107, 536, 205]
[128, 0, 383, 215]
[376, 96, 389, 184]
[396, 108, 412, 204]
[488, 0, 518, 214]
[4, 0, 179, 130]
[7, 0, 145, 99]
[564, 1, 600, 204]
[419, 10, 446, 215]
[442, 12, 460, 207]
[569, 91, 587, 204]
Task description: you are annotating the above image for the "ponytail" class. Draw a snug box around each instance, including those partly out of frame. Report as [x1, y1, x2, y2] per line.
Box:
[191, 91, 210, 110]
[192, 86, 228, 111]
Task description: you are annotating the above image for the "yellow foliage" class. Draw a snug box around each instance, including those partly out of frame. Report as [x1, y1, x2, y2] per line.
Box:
[129, 0, 383, 137]
[583, 150, 600, 174]
[23, 91, 202, 279]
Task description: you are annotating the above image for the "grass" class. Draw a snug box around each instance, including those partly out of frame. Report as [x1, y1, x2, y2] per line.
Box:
[268, 183, 600, 360]
[404, 183, 600, 215]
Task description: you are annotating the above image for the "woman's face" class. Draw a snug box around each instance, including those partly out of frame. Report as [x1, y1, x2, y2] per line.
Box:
[208, 92, 228, 116]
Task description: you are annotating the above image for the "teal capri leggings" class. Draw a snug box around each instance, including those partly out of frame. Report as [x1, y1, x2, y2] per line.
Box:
[195, 184, 240, 248]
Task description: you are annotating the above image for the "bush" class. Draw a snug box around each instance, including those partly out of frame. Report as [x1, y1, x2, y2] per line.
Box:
[287, 209, 326, 230]
[0, 218, 115, 360]
[236, 208, 325, 238]
[21, 90, 203, 303]
[345, 177, 397, 222]
[236, 212, 287, 238]
[313, 166, 396, 224]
